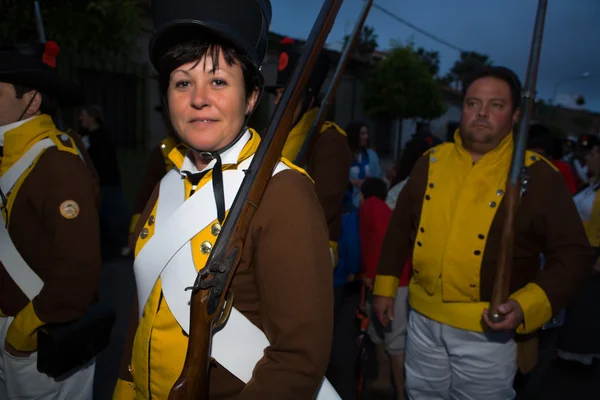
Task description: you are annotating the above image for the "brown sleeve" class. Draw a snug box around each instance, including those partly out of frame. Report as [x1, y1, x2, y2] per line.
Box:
[32, 150, 102, 323]
[377, 155, 429, 278]
[134, 145, 168, 215]
[528, 162, 595, 313]
[239, 170, 333, 399]
[307, 128, 353, 241]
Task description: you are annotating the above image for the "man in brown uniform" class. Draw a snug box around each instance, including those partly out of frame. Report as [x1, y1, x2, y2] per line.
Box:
[0, 42, 101, 398]
[373, 66, 594, 399]
[268, 37, 352, 268]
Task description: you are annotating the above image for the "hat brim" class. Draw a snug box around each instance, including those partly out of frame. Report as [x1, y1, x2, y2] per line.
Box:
[0, 69, 83, 106]
[149, 21, 260, 70]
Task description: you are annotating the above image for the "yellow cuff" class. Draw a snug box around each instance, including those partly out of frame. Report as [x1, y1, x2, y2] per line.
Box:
[129, 213, 141, 234]
[510, 283, 552, 334]
[329, 241, 339, 269]
[6, 302, 45, 352]
[113, 378, 136, 400]
[373, 275, 399, 298]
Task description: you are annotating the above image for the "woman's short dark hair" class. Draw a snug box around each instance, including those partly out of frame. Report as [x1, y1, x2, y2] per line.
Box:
[463, 66, 522, 111]
[157, 35, 262, 101]
[346, 121, 369, 154]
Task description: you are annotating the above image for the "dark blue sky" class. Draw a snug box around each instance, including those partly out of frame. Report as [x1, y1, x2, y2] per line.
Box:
[269, 0, 600, 112]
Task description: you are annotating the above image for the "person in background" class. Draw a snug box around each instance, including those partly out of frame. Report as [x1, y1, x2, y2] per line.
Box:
[556, 135, 600, 369]
[346, 121, 382, 208]
[79, 105, 131, 258]
[527, 124, 577, 195]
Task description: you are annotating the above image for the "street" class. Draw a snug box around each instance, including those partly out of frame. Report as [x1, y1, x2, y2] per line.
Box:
[93, 259, 600, 399]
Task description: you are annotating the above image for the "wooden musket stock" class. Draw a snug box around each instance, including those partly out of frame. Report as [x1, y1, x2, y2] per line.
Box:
[488, 0, 548, 322]
[167, 1, 343, 399]
[295, 0, 374, 165]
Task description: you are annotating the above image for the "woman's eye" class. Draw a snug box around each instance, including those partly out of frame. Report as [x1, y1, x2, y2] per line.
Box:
[212, 79, 227, 87]
[175, 80, 190, 89]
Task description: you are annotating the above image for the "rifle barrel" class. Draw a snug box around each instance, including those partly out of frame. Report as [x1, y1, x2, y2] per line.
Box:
[488, 0, 548, 322]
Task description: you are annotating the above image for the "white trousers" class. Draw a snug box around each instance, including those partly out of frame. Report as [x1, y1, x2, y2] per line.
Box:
[405, 310, 517, 400]
[0, 316, 95, 400]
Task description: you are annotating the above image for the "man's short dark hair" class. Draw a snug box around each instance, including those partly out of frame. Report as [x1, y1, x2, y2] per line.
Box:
[360, 177, 388, 201]
[463, 66, 522, 111]
[12, 84, 58, 117]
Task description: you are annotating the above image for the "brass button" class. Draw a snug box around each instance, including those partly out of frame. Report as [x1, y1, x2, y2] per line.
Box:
[140, 228, 149, 239]
[425, 195, 431, 200]
[431, 157, 437, 162]
[200, 241, 213, 254]
[148, 215, 155, 226]
[417, 241, 422, 247]
[469, 284, 477, 288]
[530, 155, 537, 161]
[478, 234, 485, 239]
[474, 250, 481, 256]
[497, 189, 504, 196]
[211, 223, 221, 236]
[420, 227, 425, 233]
[429, 183, 435, 188]
[489, 201, 497, 208]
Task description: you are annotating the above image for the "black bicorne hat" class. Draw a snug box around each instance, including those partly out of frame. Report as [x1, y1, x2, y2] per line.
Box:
[265, 37, 331, 98]
[0, 42, 82, 105]
[578, 134, 600, 150]
[149, 0, 272, 70]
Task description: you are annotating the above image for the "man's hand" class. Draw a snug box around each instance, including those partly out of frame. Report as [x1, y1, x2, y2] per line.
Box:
[483, 299, 524, 331]
[373, 295, 395, 327]
[4, 341, 34, 358]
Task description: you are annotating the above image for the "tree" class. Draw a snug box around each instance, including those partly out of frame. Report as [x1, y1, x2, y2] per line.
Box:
[445, 51, 493, 90]
[576, 95, 586, 107]
[343, 25, 378, 59]
[363, 45, 446, 121]
[414, 47, 440, 77]
[0, 0, 143, 61]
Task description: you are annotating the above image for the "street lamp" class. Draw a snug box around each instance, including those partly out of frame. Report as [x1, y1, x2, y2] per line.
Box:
[552, 72, 592, 104]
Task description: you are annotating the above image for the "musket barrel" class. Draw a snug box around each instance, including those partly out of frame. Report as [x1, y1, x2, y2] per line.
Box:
[488, 0, 548, 322]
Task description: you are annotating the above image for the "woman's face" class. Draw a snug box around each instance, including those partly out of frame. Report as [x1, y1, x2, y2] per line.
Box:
[359, 125, 369, 147]
[585, 145, 600, 177]
[167, 49, 258, 152]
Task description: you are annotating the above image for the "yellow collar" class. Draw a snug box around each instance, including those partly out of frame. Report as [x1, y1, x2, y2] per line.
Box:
[281, 107, 319, 161]
[452, 128, 514, 167]
[0, 115, 57, 174]
[167, 128, 261, 172]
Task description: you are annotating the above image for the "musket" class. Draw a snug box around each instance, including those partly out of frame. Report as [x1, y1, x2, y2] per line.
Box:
[488, 0, 548, 322]
[295, 0, 374, 165]
[167, 1, 343, 399]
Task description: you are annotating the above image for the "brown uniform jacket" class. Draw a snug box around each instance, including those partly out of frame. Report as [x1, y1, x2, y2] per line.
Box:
[378, 152, 594, 320]
[117, 143, 334, 399]
[304, 127, 353, 242]
[0, 116, 101, 351]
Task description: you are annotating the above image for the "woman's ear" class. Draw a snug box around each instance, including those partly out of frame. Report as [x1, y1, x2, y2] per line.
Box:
[245, 88, 260, 115]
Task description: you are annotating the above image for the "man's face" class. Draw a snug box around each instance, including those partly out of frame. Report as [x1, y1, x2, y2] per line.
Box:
[459, 77, 520, 157]
[0, 82, 31, 126]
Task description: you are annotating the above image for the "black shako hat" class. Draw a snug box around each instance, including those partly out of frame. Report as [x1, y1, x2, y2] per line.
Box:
[149, 0, 272, 70]
[266, 37, 331, 98]
[0, 42, 82, 105]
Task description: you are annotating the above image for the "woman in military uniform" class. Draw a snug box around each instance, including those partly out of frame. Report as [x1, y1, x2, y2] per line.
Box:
[113, 0, 335, 399]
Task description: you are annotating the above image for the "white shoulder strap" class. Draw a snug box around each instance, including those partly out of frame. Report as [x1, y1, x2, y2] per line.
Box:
[0, 138, 55, 202]
[0, 212, 44, 300]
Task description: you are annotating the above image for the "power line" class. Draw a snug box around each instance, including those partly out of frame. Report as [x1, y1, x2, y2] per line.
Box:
[372, 2, 466, 53]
